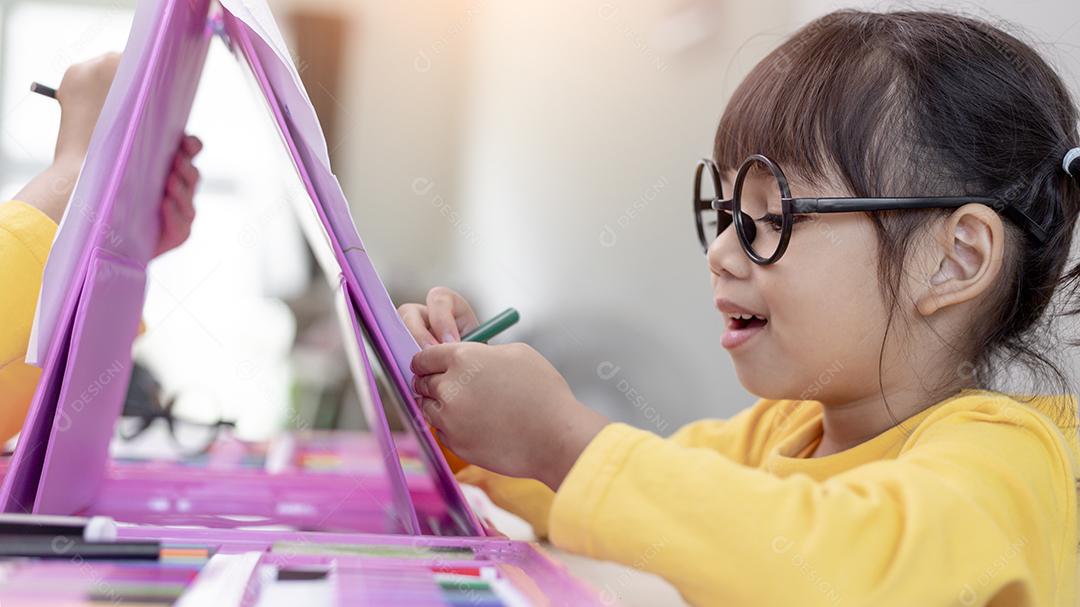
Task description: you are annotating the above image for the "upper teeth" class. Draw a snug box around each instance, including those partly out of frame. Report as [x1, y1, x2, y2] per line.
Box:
[731, 313, 764, 320]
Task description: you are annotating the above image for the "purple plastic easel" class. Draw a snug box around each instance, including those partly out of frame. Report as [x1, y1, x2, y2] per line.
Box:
[0, 0, 484, 537]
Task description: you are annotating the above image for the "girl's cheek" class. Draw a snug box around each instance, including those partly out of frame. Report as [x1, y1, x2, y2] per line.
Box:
[773, 218, 883, 341]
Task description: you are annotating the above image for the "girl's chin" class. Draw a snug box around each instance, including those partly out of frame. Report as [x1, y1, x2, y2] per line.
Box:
[729, 355, 802, 401]
[733, 355, 847, 403]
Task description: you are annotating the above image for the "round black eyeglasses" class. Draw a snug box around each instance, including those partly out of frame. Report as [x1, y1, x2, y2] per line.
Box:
[694, 154, 1048, 264]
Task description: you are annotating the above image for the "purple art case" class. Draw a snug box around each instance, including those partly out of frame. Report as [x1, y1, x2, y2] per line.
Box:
[1, 0, 483, 537]
[0, 1, 615, 602]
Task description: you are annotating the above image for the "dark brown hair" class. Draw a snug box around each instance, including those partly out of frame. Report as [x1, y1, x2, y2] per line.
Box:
[714, 10, 1080, 425]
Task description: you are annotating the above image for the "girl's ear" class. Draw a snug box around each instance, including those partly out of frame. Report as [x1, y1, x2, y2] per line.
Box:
[915, 204, 1006, 317]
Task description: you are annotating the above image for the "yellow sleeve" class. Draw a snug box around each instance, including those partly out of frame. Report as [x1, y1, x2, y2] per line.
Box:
[455, 465, 558, 538]
[546, 402, 1077, 606]
[456, 399, 785, 539]
[666, 397, 796, 464]
[0, 200, 57, 442]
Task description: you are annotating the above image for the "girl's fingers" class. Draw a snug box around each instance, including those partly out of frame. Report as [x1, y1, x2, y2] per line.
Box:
[161, 196, 182, 232]
[152, 133, 200, 258]
[173, 212, 193, 244]
[457, 314, 480, 336]
[426, 287, 478, 343]
[173, 153, 199, 187]
[421, 398, 446, 431]
[411, 343, 456, 375]
[172, 190, 196, 222]
[454, 299, 480, 336]
[426, 295, 457, 342]
[166, 174, 193, 204]
[156, 196, 191, 255]
[413, 374, 433, 397]
[398, 304, 438, 348]
[181, 134, 203, 155]
[414, 370, 458, 405]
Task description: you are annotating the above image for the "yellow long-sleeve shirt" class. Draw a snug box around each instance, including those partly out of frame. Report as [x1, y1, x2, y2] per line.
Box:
[460, 391, 1080, 606]
[0, 200, 57, 442]
[4, 197, 1079, 605]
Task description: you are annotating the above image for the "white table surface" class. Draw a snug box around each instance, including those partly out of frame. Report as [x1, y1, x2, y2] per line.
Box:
[463, 485, 688, 607]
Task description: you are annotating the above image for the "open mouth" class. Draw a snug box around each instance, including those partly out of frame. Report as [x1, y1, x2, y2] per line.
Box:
[715, 299, 769, 349]
[726, 313, 768, 331]
[721, 311, 769, 350]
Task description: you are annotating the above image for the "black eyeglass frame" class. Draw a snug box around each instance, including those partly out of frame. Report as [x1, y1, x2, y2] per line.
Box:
[694, 154, 1049, 264]
[120, 393, 236, 457]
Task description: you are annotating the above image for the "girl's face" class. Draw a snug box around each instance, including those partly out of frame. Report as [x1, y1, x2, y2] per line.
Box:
[708, 170, 899, 403]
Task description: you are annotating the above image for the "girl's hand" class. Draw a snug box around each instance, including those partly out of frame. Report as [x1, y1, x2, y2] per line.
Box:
[54, 52, 203, 257]
[53, 53, 121, 169]
[411, 341, 610, 490]
[15, 53, 124, 223]
[397, 287, 481, 348]
[17, 52, 204, 260]
[154, 134, 202, 256]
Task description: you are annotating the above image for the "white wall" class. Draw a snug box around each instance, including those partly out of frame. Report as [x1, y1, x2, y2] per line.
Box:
[266, 0, 805, 428]
[273, 0, 1080, 428]
[271, 0, 474, 296]
[456, 0, 798, 427]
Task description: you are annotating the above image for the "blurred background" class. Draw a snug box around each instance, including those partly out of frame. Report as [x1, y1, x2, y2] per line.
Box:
[2, 0, 1078, 441]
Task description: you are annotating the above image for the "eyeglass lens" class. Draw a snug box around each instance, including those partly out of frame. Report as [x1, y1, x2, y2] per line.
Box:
[696, 158, 786, 260]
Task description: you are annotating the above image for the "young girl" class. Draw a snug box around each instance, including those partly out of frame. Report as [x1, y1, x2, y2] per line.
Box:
[399, 10, 1080, 606]
[1, 52, 201, 441]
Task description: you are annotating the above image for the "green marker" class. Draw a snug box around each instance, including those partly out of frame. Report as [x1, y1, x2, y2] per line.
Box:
[462, 307, 520, 343]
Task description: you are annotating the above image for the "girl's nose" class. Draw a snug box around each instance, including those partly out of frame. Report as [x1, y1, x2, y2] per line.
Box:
[707, 225, 750, 279]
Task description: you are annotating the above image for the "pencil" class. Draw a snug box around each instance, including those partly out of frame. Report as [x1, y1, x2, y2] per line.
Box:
[30, 81, 57, 99]
[461, 308, 520, 343]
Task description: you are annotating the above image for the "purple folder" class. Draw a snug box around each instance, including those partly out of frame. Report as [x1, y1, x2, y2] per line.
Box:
[1, 0, 484, 537]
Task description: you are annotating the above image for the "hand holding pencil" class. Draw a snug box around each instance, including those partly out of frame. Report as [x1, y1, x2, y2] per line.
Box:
[397, 287, 520, 472]
[398, 286, 484, 348]
[25, 52, 203, 257]
[48, 53, 122, 170]
[399, 287, 609, 490]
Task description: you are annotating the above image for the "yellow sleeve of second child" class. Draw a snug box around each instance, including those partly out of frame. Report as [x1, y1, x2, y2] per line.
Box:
[0, 200, 57, 442]
[454, 398, 786, 539]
